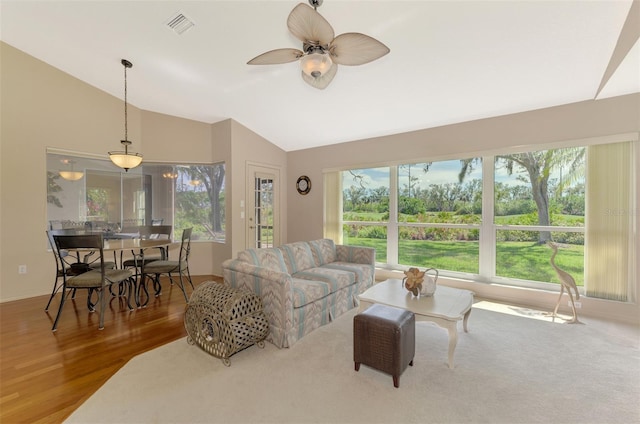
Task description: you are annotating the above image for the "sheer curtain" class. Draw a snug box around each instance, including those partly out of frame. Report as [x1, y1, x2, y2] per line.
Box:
[585, 141, 636, 302]
[323, 171, 343, 243]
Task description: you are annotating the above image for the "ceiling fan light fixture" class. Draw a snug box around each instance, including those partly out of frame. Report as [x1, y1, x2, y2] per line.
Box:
[247, 2, 389, 89]
[300, 51, 332, 78]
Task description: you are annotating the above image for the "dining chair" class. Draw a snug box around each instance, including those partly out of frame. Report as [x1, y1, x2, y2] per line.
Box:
[45, 229, 118, 310]
[50, 234, 134, 331]
[45, 230, 78, 311]
[139, 228, 194, 305]
[121, 225, 172, 270]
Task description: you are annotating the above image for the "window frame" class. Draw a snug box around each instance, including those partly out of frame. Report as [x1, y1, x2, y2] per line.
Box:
[336, 133, 637, 292]
[46, 149, 226, 243]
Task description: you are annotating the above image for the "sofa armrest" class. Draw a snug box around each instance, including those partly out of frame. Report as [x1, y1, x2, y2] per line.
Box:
[222, 259, 294, 333]
[335, 245, 376, 266]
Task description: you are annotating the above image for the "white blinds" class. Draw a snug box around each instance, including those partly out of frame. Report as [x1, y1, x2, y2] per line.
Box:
[585, 141, 636, 302]
[323, 171, 343, 244]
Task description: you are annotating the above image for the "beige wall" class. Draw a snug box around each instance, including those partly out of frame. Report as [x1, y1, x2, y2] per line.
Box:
[287, 94, 640, 323]
[2, 41, 638, 324]
[140, 110, 226, 276]
[229, 120, 288, 259]
[0, 43, 274, 300]
[1, 42, 135, 301]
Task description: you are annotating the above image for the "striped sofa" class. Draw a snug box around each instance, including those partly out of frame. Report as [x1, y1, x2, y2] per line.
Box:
[222, 239, 375, 348]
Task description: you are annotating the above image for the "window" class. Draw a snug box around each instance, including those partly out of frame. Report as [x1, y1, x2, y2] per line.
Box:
[492, 147, 585, 285]
[333, 139, 636, 301]
[341, 167, 389, 262]
[397, 160, 481, 274]
[46, 151, 225, 242]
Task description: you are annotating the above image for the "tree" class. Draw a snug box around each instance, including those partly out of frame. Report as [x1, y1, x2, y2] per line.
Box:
[177, 165, 225, 238]
[459, 148, 584, 243]
[47, 171, 63, 208]
[399, 163, 431, 198]
[345, 185, 366, 211]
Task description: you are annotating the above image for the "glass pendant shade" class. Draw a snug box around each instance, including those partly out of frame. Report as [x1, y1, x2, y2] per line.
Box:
[109, 143, 143, 171]
[59, 171, 84, 181]
[301, 52, 332, 78]
[59, 159, 84, 181]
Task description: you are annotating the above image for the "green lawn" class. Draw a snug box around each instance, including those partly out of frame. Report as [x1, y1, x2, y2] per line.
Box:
[347, 238, 584, 286]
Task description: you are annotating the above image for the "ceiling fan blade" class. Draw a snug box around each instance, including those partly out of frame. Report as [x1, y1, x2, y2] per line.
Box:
[329, 33, 390, 66]
[301, 63, 338, 90]
[287, 3, 334, 46]
[247, 48, 304, 65]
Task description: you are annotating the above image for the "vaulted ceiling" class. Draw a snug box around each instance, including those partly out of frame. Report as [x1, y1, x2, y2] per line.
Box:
[1, 1, 638, 152]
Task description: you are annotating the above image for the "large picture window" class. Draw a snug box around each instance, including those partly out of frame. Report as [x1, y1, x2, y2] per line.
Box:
[334, 139, 636, 301]
[46, 151, 225, 242]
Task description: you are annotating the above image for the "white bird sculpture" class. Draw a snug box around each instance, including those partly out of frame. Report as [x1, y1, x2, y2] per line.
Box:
[548, 242, 582, 324]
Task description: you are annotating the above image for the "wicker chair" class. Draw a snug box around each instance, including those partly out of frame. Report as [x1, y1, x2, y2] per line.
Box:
[50, 234, 134, 331]
[139, 228, 194, 305]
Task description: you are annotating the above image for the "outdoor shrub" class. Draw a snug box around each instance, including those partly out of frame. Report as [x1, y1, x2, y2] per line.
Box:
[357, 226, 387, 239]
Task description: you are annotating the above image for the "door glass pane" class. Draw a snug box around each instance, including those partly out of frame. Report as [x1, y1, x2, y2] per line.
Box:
[253, 176, 274, 248]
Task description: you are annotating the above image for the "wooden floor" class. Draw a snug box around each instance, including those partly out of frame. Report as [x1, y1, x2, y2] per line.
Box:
[0, 275, 221, 424]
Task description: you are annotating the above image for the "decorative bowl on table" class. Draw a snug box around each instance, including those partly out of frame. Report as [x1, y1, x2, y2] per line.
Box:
[402, 267, 439, 297]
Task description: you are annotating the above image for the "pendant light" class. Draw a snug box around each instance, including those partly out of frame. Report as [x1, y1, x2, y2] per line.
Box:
[109, 59, 143, 172]
[59, 159, 84, 181]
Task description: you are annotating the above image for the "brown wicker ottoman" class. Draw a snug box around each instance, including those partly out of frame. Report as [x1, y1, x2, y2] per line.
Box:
[353, 304, 415, 388]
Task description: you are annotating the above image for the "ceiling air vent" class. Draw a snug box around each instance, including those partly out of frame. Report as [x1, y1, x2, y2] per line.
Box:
[166, 12, 195, 35]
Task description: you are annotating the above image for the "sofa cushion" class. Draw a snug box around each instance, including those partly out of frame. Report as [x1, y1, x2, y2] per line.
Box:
[321, 262, 374, 284]
[308, 239, 337, 266]
[280, 242, 316, 273]
[238, 248, 287, 273]
[292, 267, 355, 294]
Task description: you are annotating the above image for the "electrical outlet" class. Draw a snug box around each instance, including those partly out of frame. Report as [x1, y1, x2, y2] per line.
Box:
[18, 265, 27, 274]
[569, 300, 582, 308]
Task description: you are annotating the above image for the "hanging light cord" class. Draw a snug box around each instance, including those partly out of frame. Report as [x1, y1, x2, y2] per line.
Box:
[120, 59, 133, 149]
[123, 61, 128, 145]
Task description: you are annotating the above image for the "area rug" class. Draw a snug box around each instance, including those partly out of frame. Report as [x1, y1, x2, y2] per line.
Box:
[65, 301, 640, 424]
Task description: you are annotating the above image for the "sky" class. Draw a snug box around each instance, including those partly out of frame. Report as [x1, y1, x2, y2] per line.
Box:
[342, 157, 584, 191]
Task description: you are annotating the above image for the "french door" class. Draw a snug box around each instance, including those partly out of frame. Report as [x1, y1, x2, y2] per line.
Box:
[246, 164, 280, 249]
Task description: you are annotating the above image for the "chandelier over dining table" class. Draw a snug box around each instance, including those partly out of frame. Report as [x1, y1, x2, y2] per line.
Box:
[109, 59, 143, 172]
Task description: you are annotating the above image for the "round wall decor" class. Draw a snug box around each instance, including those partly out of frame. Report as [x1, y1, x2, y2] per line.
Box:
[296, 175, 311, 195]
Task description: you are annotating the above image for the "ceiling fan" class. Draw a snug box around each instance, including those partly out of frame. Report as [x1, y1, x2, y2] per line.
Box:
[247, 0, 390, 90]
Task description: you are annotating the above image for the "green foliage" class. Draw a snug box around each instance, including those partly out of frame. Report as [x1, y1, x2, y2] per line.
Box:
[398, 196, 425, 215]
[343, 224, 387, 239]
[86, 188, 109, 220]
[496, 242, 584, 285]
[345, 237, 584, 286]
[47, 171, 63, 208]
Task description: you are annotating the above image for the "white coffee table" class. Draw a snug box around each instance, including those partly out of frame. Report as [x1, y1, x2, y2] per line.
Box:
[358, 279, 474, 369]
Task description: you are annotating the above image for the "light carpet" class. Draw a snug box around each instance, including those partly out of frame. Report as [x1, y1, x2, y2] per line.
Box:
[65, 301, 640, 424]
